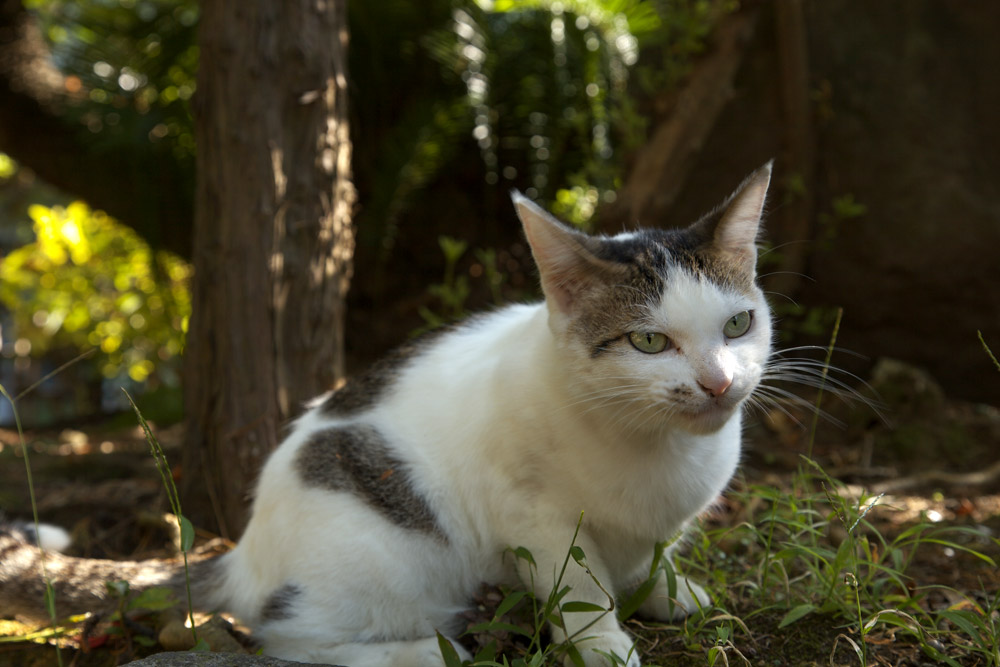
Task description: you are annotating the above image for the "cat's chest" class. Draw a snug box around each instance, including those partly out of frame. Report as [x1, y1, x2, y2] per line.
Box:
[570, 421, 742, 536]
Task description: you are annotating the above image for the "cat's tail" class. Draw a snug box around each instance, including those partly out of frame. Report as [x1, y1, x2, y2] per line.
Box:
[0, 518, 225, 623]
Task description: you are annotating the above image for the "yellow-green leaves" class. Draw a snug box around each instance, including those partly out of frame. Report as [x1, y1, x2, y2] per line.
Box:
[0, 202, 191, 382]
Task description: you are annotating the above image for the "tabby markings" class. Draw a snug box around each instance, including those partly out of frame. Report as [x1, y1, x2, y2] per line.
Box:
[294, 425, 443, 537]
[260, 583, 301, 621]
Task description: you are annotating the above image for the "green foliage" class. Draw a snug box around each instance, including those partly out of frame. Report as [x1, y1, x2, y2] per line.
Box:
[418, 236, 507, 331]
[0, 153, 17, 180]
[819, 192, 867, 243]
[0, 382, 64, 665]
[354, 0, 723, 249]
[979, 330, 1000, 373]
[25, 0, 199, 162]
[0, 201, 191, 382]
[461, 517, 634, 666]
[635, 0, 728, 94]
[124, 390, 200, 646]
[551, 180, 603, 230]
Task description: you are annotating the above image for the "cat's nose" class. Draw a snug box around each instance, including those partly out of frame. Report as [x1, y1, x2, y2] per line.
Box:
[698, 374, 732, 398]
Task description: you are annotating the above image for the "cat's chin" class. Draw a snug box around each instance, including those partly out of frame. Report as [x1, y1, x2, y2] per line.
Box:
[674, 403, 738, 435]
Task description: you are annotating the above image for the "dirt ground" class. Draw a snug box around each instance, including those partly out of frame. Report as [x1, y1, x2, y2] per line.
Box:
[1, 359, 998, 666]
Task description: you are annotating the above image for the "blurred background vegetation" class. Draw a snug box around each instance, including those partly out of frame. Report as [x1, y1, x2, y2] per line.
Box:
[0, 0, 997, 428]
[0, 0, 725, 426]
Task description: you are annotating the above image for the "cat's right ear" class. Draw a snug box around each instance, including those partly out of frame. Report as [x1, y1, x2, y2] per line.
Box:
[511, 191, 609, 316]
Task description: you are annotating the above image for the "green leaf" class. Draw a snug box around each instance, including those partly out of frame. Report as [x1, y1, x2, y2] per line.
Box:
[569, 545, 586, 564]
[563, 641, 585, 667]
[437, 631, 464, 667]
[179, 515, 195, 552]
[473, 640, 497, 663]
[618, 577, 657, 621]
[493, 590, 528, 620]
[105, 580, 130, 598]
[778, 603, 817, 628]
[512, 546, 536, 567]
[191, 638, 210, 652]
[938, 610, 986, 643]
[127, 586, 178, 612]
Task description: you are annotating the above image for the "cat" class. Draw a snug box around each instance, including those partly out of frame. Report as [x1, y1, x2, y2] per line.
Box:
[1, 163, 774, 667]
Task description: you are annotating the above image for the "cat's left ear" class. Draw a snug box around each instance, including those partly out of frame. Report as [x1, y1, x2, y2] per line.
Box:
[512, 191, 613, 316]
[696, 161, 772, 275]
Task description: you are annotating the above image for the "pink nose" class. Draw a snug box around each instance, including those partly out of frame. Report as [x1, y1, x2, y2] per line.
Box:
[698, 375, 732, 398]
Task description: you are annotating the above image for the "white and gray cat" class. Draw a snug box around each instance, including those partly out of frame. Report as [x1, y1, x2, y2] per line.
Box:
[1, 164, 774, 666]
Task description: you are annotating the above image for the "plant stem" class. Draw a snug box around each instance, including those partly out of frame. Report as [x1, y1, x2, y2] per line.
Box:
[0, 384, 63, 667]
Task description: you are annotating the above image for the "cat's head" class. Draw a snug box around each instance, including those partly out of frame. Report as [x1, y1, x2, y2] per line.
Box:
[514, 164, 773, 436]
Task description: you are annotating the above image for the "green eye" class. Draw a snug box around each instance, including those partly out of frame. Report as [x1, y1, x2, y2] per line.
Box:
[724, 310, 753, 338]
[628, 331, 670, 354]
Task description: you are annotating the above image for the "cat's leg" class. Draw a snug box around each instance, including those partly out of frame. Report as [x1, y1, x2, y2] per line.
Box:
[637, 573, 711, 621]
[634, 547, 711, 621]
[509, 529, 640, 667]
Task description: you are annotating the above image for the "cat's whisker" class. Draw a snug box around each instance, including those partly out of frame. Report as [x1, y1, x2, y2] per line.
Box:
[770, 345, 868, 360]
[763, 369, 863, 398]
[762, 371, 885, 420]
[573, 396, 647, 421]
[746, 390, 808, 427]
[763, 290, 799, 306]
[752, 384, 845, 427]
[744, 393, 804, 428]
[560, 386, 650, 414]
[766, 361, 883, 404]
[619, 401, 674, 436]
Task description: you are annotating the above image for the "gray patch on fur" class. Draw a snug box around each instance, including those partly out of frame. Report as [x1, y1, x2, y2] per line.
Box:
[295, 425, 443, 537]
[260, 583, 301, 621]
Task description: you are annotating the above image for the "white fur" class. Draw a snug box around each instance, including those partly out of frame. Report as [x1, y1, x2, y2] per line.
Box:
[213, 173, 773, 666]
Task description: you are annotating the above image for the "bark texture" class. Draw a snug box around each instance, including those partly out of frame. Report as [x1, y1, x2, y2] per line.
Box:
[183, 0, 355, 537]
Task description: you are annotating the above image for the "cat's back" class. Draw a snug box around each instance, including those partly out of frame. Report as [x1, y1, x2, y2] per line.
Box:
[318, 302, 544, 422]
[253, 301, 550, 521]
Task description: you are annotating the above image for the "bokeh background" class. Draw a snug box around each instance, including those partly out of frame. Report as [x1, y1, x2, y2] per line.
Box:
[0, 0, 996, 425]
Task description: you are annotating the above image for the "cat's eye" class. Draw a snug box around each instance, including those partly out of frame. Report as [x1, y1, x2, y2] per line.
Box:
[628, 331, 670, 354]
[723, 310, 753, 339]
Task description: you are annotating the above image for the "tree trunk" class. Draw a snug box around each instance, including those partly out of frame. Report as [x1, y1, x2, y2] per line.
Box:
[183, 0, 355, 538]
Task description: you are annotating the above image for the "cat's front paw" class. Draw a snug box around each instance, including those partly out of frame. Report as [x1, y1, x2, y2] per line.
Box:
[639, 576, 711, 621]
[565, 629, 641, 667]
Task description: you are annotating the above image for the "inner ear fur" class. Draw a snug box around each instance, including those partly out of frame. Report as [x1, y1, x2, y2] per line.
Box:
[512, 191, 618, 315]
[691, 161, 772, 274]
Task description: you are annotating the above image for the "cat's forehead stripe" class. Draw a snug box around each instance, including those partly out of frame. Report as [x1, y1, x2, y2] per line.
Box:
[596, 228, 755, 296]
